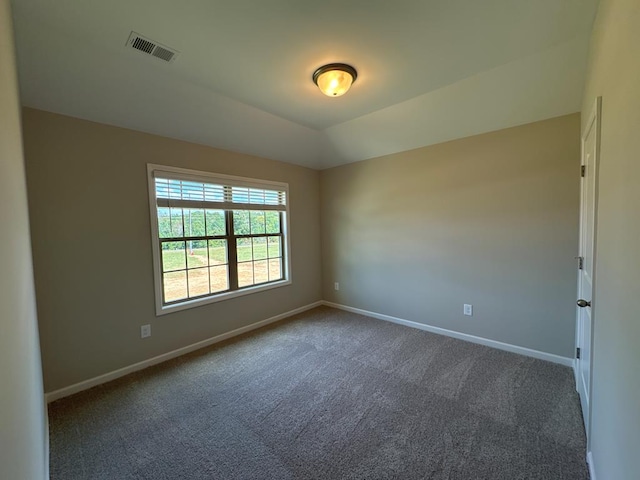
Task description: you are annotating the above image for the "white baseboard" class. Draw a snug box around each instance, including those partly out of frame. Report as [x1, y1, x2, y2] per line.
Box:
[43, 400, 50, 480]
[45, 301, 323, 403]
[573, 358, 580, 392]
[45, 299, 575, 403]
[322, 301, 574, 367]
[587, 451, 596, 480]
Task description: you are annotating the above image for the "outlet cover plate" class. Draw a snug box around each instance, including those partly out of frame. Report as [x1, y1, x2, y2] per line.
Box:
[141, 324, 151, 338]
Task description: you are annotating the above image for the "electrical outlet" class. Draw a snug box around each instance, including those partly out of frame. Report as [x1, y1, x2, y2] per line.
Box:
[141, 324, 151, 338]
[463, 304, 473, 316]
[334, 282, 340, 291]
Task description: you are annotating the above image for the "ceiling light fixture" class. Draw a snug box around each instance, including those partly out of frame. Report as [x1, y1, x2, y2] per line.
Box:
[312, 63, 358, 97]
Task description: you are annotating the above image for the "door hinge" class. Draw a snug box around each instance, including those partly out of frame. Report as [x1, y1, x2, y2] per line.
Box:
[581, 165, 586, 177]
[576, 347, 581, 359]
[575, 256, 584, 270]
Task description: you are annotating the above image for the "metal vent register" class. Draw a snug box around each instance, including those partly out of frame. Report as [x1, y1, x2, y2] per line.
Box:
[126, 32, 178, 63]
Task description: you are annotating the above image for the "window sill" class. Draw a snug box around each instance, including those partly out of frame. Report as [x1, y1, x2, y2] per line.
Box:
[155, 279, 292, 316]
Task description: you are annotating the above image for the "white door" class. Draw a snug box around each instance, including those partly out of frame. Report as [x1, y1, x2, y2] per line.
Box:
[576, 97, 601, 438]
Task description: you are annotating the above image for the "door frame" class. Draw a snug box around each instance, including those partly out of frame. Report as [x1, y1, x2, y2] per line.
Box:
[575, 96, 601, 450]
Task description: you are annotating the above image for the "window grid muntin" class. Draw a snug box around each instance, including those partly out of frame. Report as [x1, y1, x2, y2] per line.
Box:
[159, 211, 284, 306]
[231, 214, 284, 290]
[160, 236, 232, 305]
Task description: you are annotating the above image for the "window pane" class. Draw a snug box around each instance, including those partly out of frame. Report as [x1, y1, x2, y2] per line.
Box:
[155, 179, 170, 199]
[164, 271, 187, 302]
[170, 208, 184, 237]
[238, 261, 254, 287]
[187, 240, 208, 269]
[265, 211, 280, 234]
[267, 236, 281, 258]
[250, 211, 266, 234]
[162, 241, 186, 272]
[187, 268, 209, 297]
[249, 189, 265, 204]
[233, 210, 250, 235]
[205, 210, 226, 236]
[204, 183, 225, 203]
[208, 239, 227, 265]
[236, 238, 252, 262]
[185, 209, 205, 237]
[232, 187, 250, 204]
[252, 237, 267, 260]
[210, 265, 229, 293]
[182, 181, 204, 201]
[157, 208, 172, 238]
[168, 180, 182, 200]
[269, 258, 282, 281]
[254, 260, 268, 284]
[265, 189, 284, 206]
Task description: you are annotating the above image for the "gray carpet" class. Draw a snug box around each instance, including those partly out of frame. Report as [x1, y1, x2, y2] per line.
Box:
[49, 306, 589, 479]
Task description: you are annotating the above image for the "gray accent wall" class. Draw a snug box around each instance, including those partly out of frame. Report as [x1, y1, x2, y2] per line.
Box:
[0, 1, 48, 478]
[581, 0, 640, 478]
[22, 109, 322, 392]
[321, 114, 581, 358]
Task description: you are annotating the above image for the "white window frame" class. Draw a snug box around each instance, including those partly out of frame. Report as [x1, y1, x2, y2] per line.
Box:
[147, 164, 292, 316]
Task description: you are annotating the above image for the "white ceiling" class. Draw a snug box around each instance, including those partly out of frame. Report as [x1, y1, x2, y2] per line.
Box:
[11, 0, 598, 169]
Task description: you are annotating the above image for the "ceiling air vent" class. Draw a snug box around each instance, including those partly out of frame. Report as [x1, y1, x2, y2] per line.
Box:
[126, 32, 178, 64]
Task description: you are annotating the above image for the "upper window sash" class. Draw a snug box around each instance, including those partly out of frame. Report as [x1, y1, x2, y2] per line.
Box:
[152, 170, 287, 212]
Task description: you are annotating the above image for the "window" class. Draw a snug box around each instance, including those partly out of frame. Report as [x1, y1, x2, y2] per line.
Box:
[147, 164, 290, 315]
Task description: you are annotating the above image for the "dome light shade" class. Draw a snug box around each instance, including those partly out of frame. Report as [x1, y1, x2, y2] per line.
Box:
[312, 63, 358, 97]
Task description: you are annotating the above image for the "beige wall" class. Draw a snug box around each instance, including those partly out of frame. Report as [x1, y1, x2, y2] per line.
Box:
[0, 1, 48, 478]
[321, 114, 580, 357]
[581, 1, 640, 478]
[22, 108, 322, 392]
